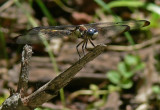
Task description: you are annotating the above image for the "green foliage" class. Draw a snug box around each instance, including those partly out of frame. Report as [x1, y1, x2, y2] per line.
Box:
[106, 54, 145, 89]
[87, 55, 145, 109]
[106, 1, 145, 9]
[90, 84, 100, 98]
[152, 85, 160, 100]
[0, 94, 9, 106]
[86, 84, 108, 109]
[108, 85, 121, 92]
[152, 85, 160, 94]
[147, 3, 160, 16]
[107, 70, 121, 84]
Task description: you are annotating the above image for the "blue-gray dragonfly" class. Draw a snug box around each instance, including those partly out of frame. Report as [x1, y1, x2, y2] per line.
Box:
[16, 20, 150, 57]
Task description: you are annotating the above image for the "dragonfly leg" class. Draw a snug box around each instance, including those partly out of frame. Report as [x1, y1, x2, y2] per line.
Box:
[85, 39, 88, 49]
[89, 38, 95, 47]
[76, 40, 84, 58]
[82, 39, 87, 56]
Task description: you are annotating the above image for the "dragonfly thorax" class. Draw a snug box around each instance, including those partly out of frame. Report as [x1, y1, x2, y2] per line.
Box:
[74, 25, 87, 38]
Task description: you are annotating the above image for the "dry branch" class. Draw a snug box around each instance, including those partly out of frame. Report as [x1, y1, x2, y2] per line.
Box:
[0, 44, 106, 110]
[23, 44, 106, 108]
[17, 45, 32, 96]
[0, 45, 32, 110]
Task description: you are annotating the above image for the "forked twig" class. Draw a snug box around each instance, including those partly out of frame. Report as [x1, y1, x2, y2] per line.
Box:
[0, 44, 106, 110]
[23, 44, 106, 108]
[0, 45, 32, 110]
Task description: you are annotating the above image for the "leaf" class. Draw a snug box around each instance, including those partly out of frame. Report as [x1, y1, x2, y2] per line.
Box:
[132, 62, 145, 73]
[122, 71, 134, 79]
[152, 85, 160, 94]
[106, 71, 121, 84]
[90, 84, 99, 91]
[147, 3, 160, 15]
[107, 1, 145, 8]
[118, 62, 134, 78]
[120, 79, 133, 89]
[108, 85, 121, 92]
[124, 55, 139, 66]
[118, 62, 128, 74]
[90, 84, 99, 98]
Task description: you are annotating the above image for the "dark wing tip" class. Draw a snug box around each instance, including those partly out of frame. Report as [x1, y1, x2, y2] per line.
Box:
[123, 25, 130, 33]
[143, 20, 150, 27]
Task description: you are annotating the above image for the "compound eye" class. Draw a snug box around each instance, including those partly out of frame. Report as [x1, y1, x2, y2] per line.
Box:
[91, 31, 98, 40]
[88, 28, 98, 40]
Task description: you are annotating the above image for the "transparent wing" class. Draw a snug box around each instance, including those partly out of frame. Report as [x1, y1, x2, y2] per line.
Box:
[83, 20, 150, 30]
[89, 25, 130, 45]
[85, 20, 149, 44]
[96, 25, 130, 38]
[16, 27, 73, 44]
[16, 20, 150, 44]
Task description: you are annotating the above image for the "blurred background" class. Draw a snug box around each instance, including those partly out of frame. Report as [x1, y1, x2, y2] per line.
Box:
[0, 0, 159, 110]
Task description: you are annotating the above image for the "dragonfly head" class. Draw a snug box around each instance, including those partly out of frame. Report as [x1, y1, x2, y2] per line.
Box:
[87, 28, 98, 40]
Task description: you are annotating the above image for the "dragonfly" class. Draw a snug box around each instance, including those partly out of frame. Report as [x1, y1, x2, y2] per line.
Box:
[16, 20, 150, 57]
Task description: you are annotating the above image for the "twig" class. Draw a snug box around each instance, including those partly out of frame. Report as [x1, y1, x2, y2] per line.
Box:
[0, 44, 106, 109]
[0, 45, 32, 110]
[107, 36, 160, 51]
[22, 44, 106, 108]
[17, 45, 32, 97]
